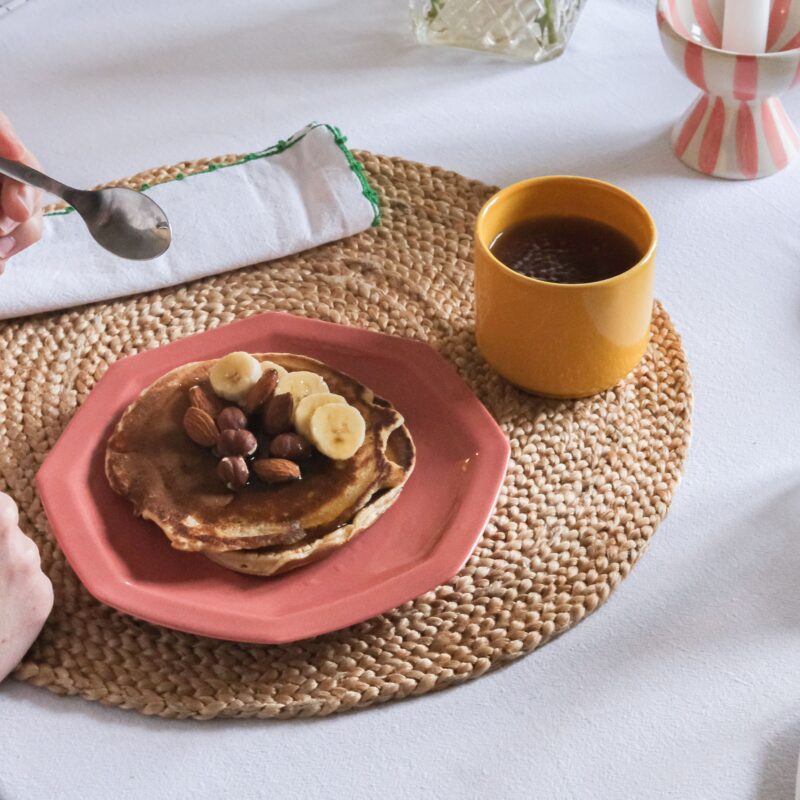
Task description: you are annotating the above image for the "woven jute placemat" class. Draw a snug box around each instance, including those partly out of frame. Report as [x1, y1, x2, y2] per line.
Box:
[3, 151, 692, 719]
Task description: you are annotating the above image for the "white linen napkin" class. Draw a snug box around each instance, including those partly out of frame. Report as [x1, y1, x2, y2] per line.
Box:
[0, 123, 380, 321]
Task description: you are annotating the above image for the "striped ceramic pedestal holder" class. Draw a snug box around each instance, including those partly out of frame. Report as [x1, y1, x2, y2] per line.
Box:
[657, 0, 800, 179]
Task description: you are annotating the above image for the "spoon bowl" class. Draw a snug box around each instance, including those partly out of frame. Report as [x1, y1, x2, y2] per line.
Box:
[67, 186, 171, 260]
[0, 157, 172, 260]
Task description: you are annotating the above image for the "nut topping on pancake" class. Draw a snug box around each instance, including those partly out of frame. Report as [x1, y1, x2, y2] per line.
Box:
[262, 392, 294, 435]
[190, 353, 372, 490]
[183, 407, 219, 448]
[253, 458, 301, 484]
[269, 432, 312, 461]
[216, 406, 248, 432]
[188, 384, 224, 418]
[244, 367, 279, 414]
[217, 456, 249, 491]
[218, 428, 258, 458]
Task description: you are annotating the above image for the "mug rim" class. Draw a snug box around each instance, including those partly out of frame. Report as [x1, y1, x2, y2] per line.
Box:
[475, 175, 658, 290]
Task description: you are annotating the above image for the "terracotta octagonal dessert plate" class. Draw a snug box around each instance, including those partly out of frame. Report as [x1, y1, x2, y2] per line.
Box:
[36, 312, 509, 644]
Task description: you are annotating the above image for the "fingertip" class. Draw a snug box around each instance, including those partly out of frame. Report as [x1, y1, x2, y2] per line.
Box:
[2, 213, 42, 259]
[0, 214, 17, 236]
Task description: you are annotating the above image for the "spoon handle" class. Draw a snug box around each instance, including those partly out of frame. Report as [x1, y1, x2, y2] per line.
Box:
[0, 156, 70, 199]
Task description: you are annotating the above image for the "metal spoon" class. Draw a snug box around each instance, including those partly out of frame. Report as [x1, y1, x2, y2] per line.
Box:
[0, 156, 171, 260]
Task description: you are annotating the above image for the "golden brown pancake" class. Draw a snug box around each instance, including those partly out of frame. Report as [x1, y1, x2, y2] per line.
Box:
[105, 354, 415, 575]
[205, 424, 414, 576]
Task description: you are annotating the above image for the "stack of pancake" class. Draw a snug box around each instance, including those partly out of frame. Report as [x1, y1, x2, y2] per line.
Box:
[105, 353, 415, 576]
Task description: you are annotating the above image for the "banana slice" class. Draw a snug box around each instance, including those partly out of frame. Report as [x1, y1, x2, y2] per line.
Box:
[294, 393, 348, 438]
[260, 359, 288, 380]
[309, 403, 366, 460]
[209, 351, 262, 403]
[276, 370, 329, 406]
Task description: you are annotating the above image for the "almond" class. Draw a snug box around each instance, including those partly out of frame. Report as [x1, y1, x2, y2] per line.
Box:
[262, 391, 294, 435]
[244, 368, 279, 414]
[189, 384, 224, 418]
[253, 458, 301, 484]
[183, 406, 219, 447]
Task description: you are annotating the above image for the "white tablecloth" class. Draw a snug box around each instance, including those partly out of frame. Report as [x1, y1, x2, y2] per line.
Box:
[1, 1, 799, 798]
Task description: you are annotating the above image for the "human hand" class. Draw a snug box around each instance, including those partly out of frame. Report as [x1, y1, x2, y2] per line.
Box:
[0, 113, 43, 274]
[0, 493, 53, 682]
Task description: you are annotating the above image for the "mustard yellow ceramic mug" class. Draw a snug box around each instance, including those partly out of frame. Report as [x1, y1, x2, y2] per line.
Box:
[474, 176, 657, 398]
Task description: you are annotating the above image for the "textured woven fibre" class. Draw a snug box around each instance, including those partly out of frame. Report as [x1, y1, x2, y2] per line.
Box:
[3, 151, 692, 719]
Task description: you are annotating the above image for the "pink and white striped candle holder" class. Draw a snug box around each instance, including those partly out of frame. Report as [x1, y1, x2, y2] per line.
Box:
[657, 0, 800, 179]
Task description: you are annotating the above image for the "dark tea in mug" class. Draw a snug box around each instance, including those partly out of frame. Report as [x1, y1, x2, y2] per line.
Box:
[489, 215, 642, 285]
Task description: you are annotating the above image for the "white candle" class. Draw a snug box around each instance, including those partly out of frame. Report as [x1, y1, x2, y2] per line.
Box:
[722, 0, 771, 53]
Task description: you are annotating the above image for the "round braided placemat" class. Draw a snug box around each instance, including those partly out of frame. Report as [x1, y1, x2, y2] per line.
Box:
[3, 151, 692, 719]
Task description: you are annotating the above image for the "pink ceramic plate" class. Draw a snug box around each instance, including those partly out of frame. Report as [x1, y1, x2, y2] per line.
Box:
[36, 313, 509, 644]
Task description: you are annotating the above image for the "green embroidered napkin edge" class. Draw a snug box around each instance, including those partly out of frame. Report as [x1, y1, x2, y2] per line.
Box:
[45, 122, 381, 227]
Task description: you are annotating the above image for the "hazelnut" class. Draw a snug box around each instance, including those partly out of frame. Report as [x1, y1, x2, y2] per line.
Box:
[217, 456, 249, 491]
[218, 428, 258, 457]
[217, 406, 248, 431]
[270, 432, 313, 462]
